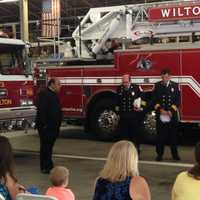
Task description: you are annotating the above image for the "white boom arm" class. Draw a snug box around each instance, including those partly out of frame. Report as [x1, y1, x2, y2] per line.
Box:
[72, 0, 200, 58]
[92, 12, 122, 54]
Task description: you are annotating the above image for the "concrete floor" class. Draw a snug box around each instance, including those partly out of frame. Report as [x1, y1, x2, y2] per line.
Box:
[5, 126, 198, 200]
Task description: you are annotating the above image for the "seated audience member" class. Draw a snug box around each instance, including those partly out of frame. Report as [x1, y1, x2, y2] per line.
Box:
[93, 140, 151, 200]
[0, 136, 25, 200]
[46, 166, 75, 200]
[172, 142, 200, 200]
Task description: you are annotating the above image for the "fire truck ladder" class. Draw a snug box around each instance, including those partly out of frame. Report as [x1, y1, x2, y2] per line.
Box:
[72, 0, 200, 58]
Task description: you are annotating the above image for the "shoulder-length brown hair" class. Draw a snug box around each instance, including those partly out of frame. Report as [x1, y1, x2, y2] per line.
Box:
[99, 140, 139, 182]
[188, 142, 200, 180]
[0, 136, 17, 184]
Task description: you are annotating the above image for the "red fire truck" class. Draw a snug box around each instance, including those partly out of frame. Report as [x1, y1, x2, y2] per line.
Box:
[34, 0, 200, 140]
[0, 36, 35, 130]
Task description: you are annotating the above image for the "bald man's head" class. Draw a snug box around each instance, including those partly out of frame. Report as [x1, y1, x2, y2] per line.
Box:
[48, 78, 61, 93]
[122, 74, 131, 87]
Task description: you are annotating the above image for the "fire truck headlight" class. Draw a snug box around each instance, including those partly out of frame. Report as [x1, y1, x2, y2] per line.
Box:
[27, 100, 33, 105]
[20, 99, 33, 106]
[0, 89, 7, 97]
[20, 99, 28, 106]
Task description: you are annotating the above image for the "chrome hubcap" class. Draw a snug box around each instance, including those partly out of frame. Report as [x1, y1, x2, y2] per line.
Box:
[144, 111, 156, 135]
[98, 110, 119, 134]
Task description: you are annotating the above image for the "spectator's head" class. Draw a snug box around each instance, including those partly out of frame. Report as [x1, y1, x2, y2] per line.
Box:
[161, 68, 171, 83]
[49, 166, 69, 187]
[188, 142, 200, 179]
[100, 140, 139, 182]
[48, 78, 61, 93]
[0, 136, 16, 183]
[122, 74, 131, 87]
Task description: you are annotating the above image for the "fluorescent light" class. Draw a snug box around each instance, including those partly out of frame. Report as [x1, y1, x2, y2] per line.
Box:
[0, 0, 19, 3]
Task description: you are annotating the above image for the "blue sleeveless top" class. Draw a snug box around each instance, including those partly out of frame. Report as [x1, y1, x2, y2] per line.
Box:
[0, 183, 11, 200]
[93, 176, 132, 200]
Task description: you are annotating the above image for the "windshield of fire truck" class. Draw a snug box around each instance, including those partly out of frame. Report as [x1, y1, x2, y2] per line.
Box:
[0, 45, 27, 75]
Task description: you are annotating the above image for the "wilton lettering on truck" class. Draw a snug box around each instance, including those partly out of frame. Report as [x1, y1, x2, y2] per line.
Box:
[149, 3, 200, 21]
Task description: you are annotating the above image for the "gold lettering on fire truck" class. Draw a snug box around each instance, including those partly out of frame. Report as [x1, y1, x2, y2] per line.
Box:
[0, 99, 12, 105]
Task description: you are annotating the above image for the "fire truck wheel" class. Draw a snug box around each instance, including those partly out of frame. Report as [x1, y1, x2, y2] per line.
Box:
[90, 98, 119, 141]
[143, 111, 157, 144]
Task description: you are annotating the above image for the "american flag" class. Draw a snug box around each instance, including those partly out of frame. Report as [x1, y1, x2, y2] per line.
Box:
[42, 0, 60, 37]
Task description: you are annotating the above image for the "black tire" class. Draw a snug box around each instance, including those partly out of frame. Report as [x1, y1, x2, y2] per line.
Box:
[89, 98, 119, 141]
[143, 111, 157, 144]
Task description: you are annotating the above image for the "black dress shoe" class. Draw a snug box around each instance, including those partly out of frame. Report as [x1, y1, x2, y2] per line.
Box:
[41, 169, 50, 174]
[155, 155, 163, 161]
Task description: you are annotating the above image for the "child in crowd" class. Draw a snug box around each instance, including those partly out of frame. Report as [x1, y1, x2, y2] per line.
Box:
[46, 166, 75, 200]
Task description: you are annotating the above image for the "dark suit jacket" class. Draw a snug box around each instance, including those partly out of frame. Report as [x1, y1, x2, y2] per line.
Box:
[35, 88, 62, 131]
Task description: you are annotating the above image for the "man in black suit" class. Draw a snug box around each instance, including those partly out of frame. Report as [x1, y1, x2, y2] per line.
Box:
[36, 78, 62, 173]
[152, 69, 180, 161]
[116, 74, 147, 154]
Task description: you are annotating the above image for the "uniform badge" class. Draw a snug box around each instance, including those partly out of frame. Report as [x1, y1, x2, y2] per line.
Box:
[171, 88, 174, 92]
[132, 92, 135, 96]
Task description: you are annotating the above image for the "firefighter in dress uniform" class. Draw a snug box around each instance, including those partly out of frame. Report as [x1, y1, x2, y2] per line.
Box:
[116, 74, 147, 154]
[152, 69, 180, 161]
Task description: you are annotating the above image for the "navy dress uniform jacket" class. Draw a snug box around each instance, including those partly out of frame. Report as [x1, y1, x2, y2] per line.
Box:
[152, 80, 180, 121]
[116, 84, 145, 115]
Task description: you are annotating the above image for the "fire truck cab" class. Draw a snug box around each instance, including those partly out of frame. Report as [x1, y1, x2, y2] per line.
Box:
[0, 37, 35, 130]
[34, 0, 200, 140]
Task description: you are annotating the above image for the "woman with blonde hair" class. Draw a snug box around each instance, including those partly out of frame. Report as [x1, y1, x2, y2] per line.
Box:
[93, 140, 151, 200]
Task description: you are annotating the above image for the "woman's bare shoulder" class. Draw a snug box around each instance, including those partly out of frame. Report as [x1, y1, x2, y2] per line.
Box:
[130, 176, 151, 200]
[131, 176, 148, 185]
